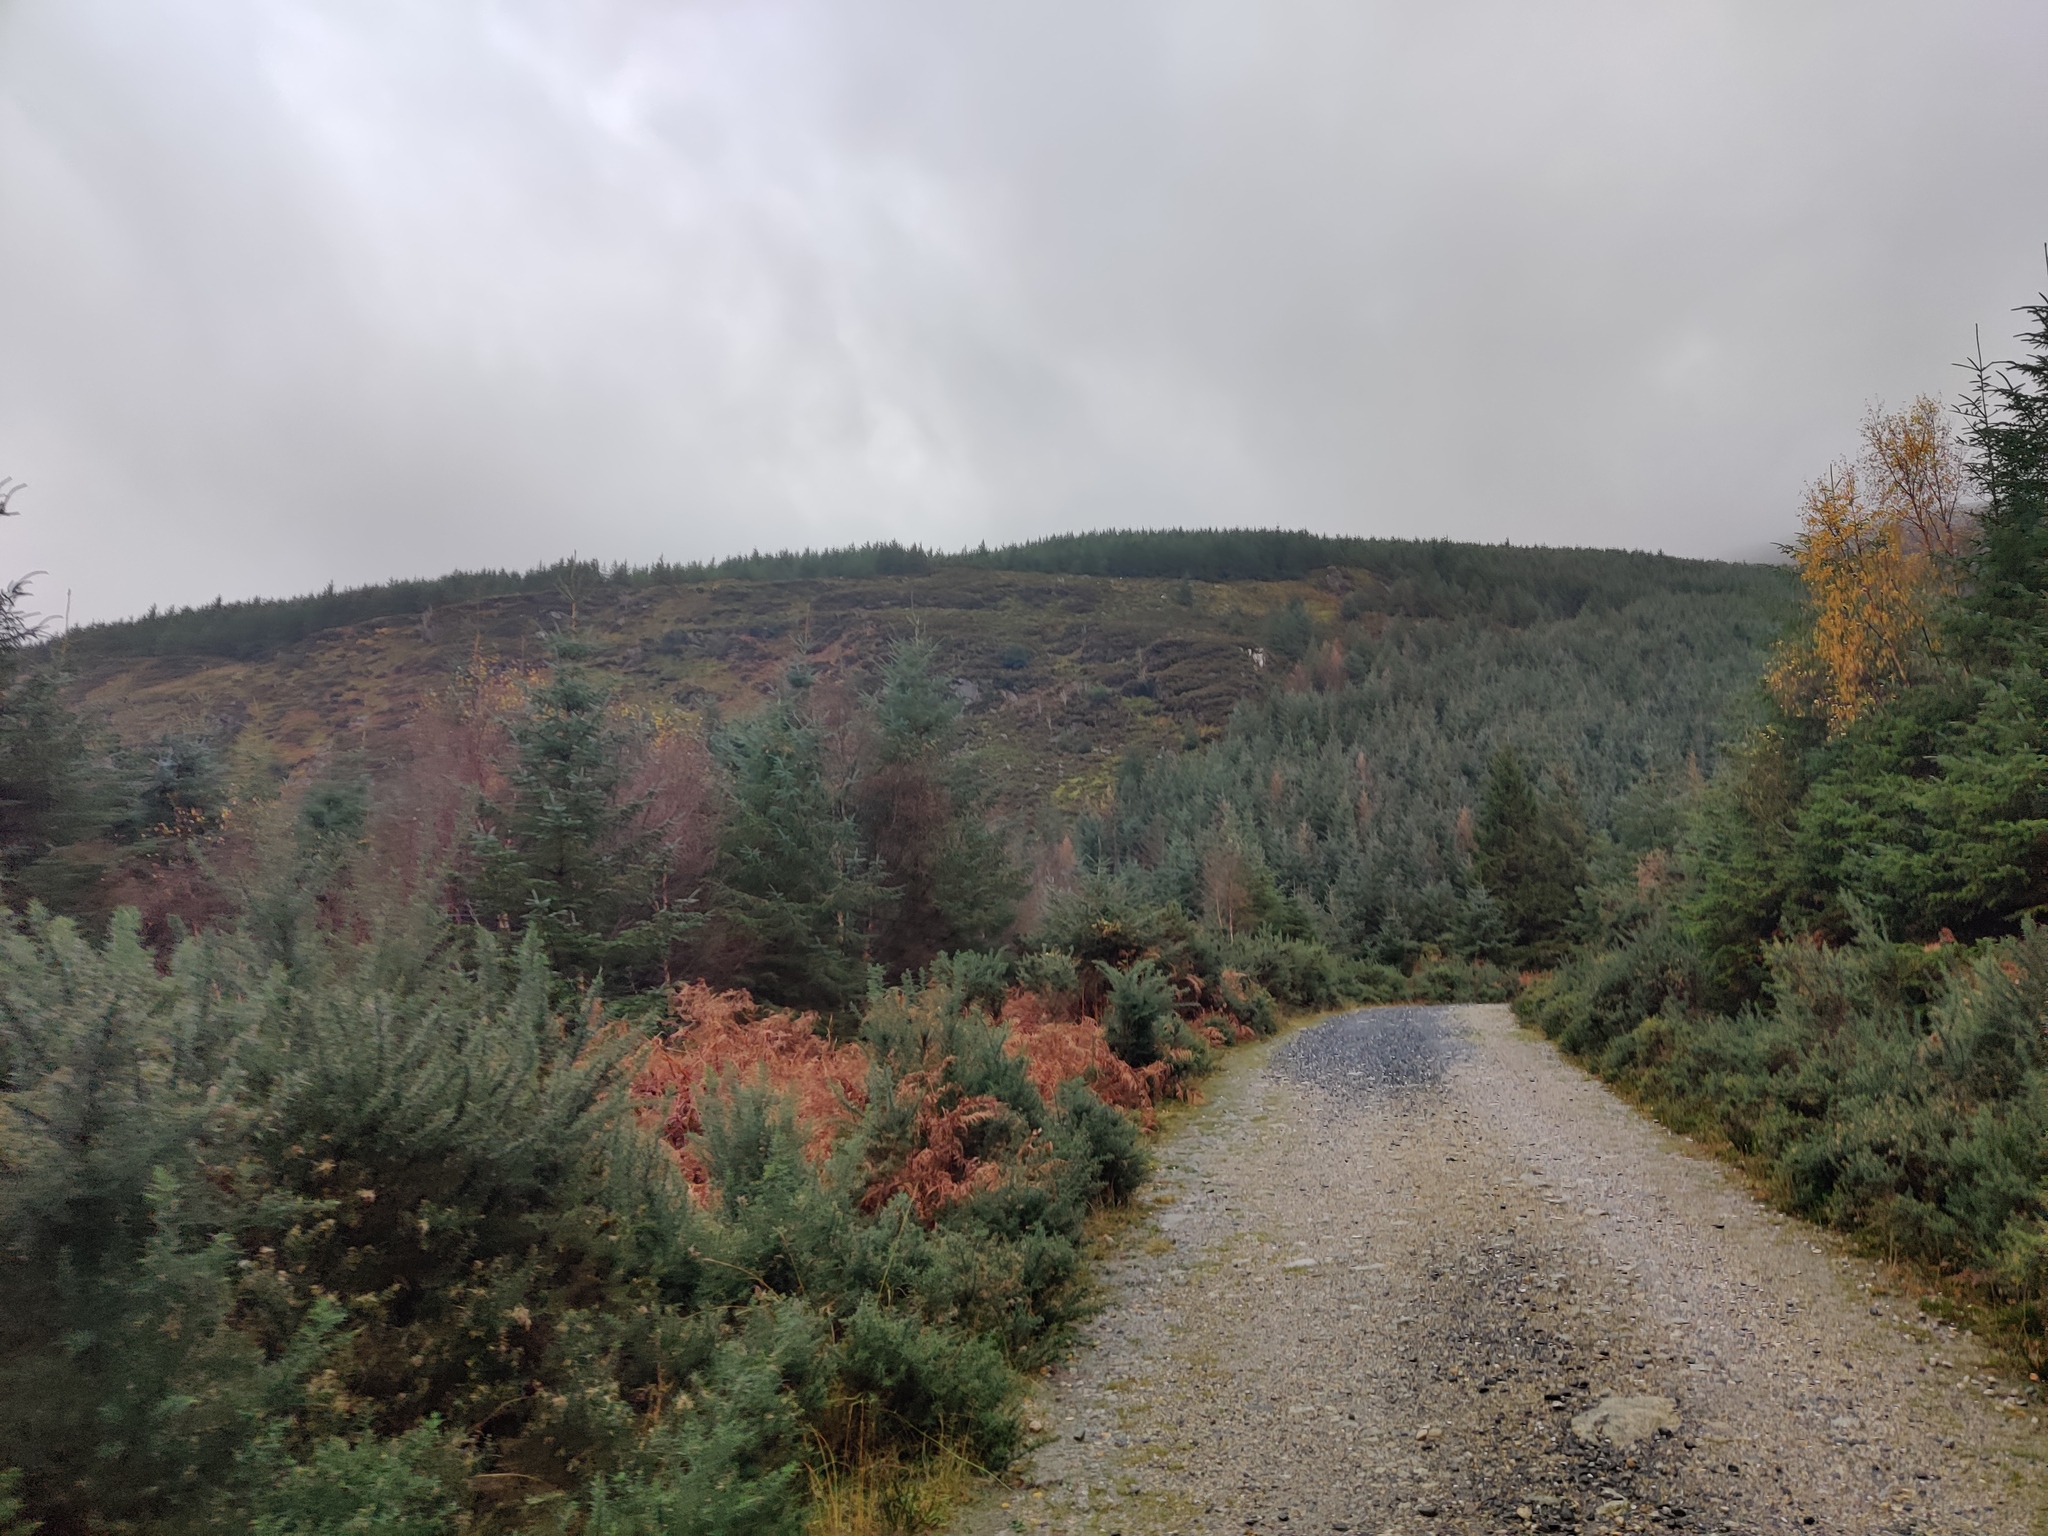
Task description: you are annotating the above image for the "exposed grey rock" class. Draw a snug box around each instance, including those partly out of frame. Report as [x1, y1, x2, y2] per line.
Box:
[1570, 1395, 1679, 1447]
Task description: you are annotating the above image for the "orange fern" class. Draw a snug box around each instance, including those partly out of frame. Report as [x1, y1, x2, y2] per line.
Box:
[633, 981, 868, 1205]
[860, 1069, 1011, 1220]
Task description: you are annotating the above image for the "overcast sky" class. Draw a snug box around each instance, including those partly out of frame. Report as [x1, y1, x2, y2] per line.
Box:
[2, 2, 2044, 623]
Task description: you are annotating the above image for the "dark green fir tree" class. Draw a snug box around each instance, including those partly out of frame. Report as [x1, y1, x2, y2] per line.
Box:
[706, 688, 882, 1014]
[855, 633, 1020, 976]
[1473, 746, 1590, 967]
[467, 647, 691, 988]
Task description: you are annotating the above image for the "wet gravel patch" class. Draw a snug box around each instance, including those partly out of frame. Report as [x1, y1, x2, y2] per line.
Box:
[957, 1005, 2046, 1536]
[1272, 1006, 1471, 1097]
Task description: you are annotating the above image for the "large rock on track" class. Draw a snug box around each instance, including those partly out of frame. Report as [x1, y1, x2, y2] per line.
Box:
[1569, 1394, 1679, 1448]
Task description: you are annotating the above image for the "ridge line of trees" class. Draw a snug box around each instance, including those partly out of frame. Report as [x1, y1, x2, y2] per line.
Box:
[58, 530, 1784, 664]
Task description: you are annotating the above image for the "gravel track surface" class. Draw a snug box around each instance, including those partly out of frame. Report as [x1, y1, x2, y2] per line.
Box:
[958, 1005, 2046, 1536]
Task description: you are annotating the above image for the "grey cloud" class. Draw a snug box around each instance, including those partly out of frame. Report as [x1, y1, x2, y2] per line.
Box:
[1, 0, 2043, 621]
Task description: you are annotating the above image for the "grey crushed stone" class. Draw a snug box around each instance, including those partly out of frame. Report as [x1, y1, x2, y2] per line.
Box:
[955, 1004, 2046, 1536]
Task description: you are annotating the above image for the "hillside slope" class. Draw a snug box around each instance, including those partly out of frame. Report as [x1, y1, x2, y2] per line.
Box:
[69, 567, 1291, 820]
[62, 533, 1791, 832]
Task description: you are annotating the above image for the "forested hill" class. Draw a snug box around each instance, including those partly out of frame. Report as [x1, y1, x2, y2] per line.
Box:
[63, 528, 1768, 663]
[58, 531, 1790, 835]
[36, 529, 1795, 975]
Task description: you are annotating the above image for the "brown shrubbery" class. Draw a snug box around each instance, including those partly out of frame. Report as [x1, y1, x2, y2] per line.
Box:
[634, 973, 1214, 1223]
[635, 982, 870, 1203]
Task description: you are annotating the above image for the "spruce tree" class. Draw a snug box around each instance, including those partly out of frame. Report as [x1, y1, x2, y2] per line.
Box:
[707, 690, 882, 1014]
[467, 648, 690, 988]
[1267, 597, 1314, 663]
[1956, 282, 2048, 656]
[111, 733, 226, 845]
[1474, 747, 1590, 967]
[855, 634, 1019, 975]
[0, 666, 102, 882]
[0, 484, 109, 904]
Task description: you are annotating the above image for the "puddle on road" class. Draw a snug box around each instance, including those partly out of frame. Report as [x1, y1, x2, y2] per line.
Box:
[1271, 1004, 1472, 1095]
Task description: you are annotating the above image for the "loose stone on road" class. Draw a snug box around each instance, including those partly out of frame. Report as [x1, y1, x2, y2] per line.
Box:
[960, 1005, 2045, 1536]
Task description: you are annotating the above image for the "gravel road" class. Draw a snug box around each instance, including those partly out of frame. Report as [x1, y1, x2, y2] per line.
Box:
[958, 1005, 2046, 1536]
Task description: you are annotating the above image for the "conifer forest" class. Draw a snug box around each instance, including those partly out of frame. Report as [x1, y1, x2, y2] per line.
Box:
[3, 276, 2047, 1533]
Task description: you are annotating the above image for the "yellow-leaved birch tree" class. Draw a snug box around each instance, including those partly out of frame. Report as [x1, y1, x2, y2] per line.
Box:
[1768, 395, 1969, 732]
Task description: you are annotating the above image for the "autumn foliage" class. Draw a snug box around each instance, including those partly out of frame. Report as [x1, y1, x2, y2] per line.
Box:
[634, 982, 869, 1201]
[1769, 396, 1970, 731]
[997, 987, 1177, 1122]
[858, 1072, 1014, 1220]
[632, 976, 1196, 1221]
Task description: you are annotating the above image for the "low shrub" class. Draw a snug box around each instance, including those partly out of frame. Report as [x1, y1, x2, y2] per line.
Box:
[1404, 956, 1520, 1004]
[1213, 967, 1279, 1037]
[931, 948, 1013, 1017]
[1515, 911, 1706, 1058]
[1014, 947, 1081, 1012]
[999, 990, 1172, 1123]
[1523, 919, 2048, 1300]
[1344, 960, 1409, 1004]
[1053, 1078, 1153, 1203]
[1223, 930, 1349, 1009]
[1100, 958, 1176, 1067]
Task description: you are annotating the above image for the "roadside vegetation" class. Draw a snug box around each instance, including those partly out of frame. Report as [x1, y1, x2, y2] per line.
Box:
[1520, 278, 2048, 1359]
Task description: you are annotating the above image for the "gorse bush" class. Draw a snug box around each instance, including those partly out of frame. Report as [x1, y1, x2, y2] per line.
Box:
[1515, 907, 1707, 1061]
[1525, 920, 2048, 1277]
[1222, 930, 1353, 1010]
[931, 948, 1014, 1018]
[1013, 948, 1080, 1010]
[241, 1420, 469, 1536]
[0, 912, 615, 1531]
[0, 900, 1192, 1534]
